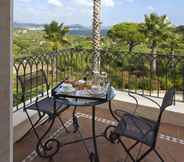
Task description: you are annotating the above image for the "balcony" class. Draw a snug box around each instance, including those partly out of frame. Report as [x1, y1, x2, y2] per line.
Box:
[13, 48, 184, 162]
[14, 105, 184, 162]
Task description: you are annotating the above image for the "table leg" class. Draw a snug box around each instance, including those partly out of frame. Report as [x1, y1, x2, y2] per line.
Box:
[91, 105, 100, 162]
[73, 105, 79, 132]
[108, 100, 119, 122]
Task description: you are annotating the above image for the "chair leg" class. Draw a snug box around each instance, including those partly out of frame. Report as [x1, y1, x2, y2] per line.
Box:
[16, 114, 44, 142]
[154, 149, 164, 162]
[118, 138, 136, 162]
[25, 109, 41, 140]
[128, 141, 140, 151]
[122, 141, 140, 162]
[57, 115, 70, 133]
[136, 148, 152, 162]
[25, 109, 47, 156]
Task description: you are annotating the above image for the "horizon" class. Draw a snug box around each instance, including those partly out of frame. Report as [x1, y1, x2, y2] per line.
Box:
[14, 0, 184, 26]
[12, 21, 184, 28]
[13, 21, 111, 27]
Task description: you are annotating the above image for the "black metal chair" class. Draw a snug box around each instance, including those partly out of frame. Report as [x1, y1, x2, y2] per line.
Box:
[105, 88, 175, 162]
[18, 70, 70, 142]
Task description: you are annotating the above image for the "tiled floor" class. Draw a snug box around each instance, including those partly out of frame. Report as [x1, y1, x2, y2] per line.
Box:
[14, 102, 184, 162]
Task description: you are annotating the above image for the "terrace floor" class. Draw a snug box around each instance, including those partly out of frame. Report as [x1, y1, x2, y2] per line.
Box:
[14, 101, 184, 162]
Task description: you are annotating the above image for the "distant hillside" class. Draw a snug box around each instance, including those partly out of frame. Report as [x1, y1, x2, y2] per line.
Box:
[68, 24, 89, 30]
[14, 22, 44, 29]
[13, 22, 109, 36]
[68, 28, 108, 36]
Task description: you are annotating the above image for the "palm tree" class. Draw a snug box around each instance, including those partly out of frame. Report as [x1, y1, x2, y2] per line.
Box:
[44, 21, 69, 51]
[92, 0, 101, 73]
[142, 13, 171, 72]
[160, 31, 181, 54]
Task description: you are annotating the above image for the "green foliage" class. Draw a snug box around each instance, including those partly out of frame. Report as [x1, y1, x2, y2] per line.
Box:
[13, 17, 184, 58]
[67, 35, 92, 49]
[107, 22, 145, 52]
[44, 21, 70, 50]
[160, 30, 183, 53]
[12, 18, 184, 99]
[13, 29, 50, 57]
[141, 13, 172, 53]
[176, 25, 184, 40]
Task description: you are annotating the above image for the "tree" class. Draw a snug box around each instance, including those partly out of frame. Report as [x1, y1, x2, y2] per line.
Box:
[44, 21, 70, 50]
[161, 29, 182, 54]
[107, 23, 145, 52]
[176, 25, 184, 37]
[141, 13, 171, 72]
[176, 25, 184, 45]
[92, 0, 101, 73]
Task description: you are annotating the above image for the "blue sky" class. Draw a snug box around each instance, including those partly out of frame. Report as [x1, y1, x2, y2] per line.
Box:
[14, 0, 184, 26]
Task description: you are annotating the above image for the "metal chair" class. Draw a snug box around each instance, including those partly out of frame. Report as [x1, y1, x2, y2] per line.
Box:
[18, 70, 70, 143]
[105, 88, 175, 162]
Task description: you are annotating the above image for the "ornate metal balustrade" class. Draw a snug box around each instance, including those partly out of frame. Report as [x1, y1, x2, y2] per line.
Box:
[13, 48, 184, 111]
[13, 48, 92, 111]
[102, 49, 184, 102]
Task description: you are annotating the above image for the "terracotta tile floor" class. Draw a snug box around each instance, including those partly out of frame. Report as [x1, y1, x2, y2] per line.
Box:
[14, 102, 184, 162]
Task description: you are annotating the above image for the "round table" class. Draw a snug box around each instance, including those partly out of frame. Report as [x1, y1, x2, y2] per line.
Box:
[54, 86, 116, 162]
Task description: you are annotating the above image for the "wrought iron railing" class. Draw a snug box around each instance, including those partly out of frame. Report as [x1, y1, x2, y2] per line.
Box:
[13, 48, 184, 111]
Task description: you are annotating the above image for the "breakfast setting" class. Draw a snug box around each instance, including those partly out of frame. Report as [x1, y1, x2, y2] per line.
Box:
[55, 77, 108, 98]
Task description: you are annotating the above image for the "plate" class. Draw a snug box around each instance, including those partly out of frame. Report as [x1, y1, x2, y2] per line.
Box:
[57, 87, 76, 94]
[88, 89, 106, 97]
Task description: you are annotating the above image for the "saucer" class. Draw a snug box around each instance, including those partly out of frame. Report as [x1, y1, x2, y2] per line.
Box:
[59, 87, 76, 93]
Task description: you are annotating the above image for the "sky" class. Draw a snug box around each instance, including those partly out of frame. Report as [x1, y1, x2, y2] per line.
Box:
[14, 0, 184, 26]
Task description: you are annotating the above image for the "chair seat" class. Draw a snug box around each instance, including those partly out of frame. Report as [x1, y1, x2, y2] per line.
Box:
[115, 112, 157, 146]
[25, 96, 70, 116]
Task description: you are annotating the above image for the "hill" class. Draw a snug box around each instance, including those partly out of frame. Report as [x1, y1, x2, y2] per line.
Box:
[13, 22, 109, 36]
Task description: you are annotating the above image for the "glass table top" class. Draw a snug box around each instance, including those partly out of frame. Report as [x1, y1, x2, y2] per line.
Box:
[52, 81, 116, 106]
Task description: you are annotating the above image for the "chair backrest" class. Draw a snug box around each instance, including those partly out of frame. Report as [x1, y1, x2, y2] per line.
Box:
[153, 88, 175, 147]
[160, 88, 175, 113]
[18, 70, 49, 104]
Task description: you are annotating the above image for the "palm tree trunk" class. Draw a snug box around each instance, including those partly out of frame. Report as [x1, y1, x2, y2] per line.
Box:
[151, 46, 157, 73]
[92, 0, 101, 73]
[171, 47, 175, 69]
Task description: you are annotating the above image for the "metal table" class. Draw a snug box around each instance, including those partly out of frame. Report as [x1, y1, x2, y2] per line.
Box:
[36, 82, 116, 162]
